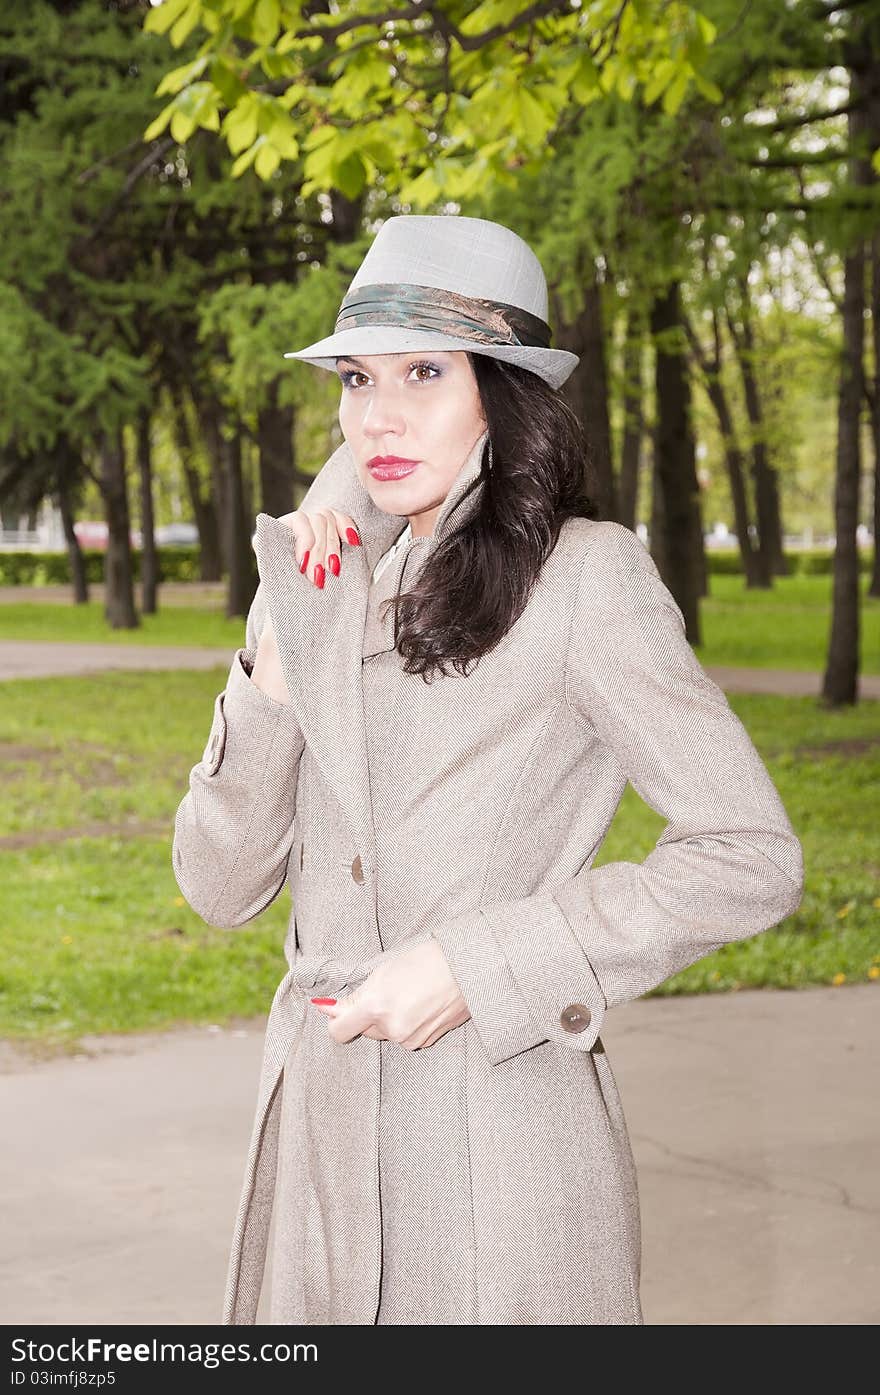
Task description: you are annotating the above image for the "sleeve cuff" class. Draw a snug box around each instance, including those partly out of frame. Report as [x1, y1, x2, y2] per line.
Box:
[431, 891, 607, 1067]
[431, 912, 548, 1067]
[482, 892, 607, 1053]
[199, 647, 300, 777]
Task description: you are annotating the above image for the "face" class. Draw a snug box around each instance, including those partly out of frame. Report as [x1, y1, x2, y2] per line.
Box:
[335, 350, 487, 539]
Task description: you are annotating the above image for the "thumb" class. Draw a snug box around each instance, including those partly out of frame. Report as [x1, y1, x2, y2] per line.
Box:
[322, 986, 372, 1044]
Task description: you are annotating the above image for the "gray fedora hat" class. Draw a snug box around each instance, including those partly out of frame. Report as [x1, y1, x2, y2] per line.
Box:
[283, 214, 579, 390]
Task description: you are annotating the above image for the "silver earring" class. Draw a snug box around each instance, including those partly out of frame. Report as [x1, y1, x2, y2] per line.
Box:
[487, 439, 494, 472]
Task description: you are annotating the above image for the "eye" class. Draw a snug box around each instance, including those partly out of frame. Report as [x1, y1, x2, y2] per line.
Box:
[338, 360, 442, 391]
[409, 360, 442, 383]
[338, 368, 368, 390]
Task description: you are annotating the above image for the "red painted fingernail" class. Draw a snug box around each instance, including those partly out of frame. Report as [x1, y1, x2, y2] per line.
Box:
[299, 548, 309, 575]
[314, 564, 325, 589]
[328, 552, 340, 576]
[346, 528, 361, 546]
[310, 997, 337, 1005]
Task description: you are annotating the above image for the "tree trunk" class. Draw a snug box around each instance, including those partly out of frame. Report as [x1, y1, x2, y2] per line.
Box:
[870, 231, 880, 599]
[554, 264, 615, 520]
[100, 426, 139, 630]
[170, 382, 223, 582]
[618, 307, 644, 531]
[729, 292, 788, 579]
[650, 281, 704, 644]
[257, 379, 296, 517]
[192, 391, 230, 571]
[56, 467, 88, 605]
[823, 63, 871, 706]
[224, 425, 256, 622]
[683, 308, 763, 588]
[136, 406, 158, 615]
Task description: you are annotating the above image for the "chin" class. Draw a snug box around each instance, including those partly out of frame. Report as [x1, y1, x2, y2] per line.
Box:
[361, 474, 425, 512]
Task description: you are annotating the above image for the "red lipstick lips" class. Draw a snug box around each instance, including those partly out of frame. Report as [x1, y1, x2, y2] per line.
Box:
[367, 455, 421, 480]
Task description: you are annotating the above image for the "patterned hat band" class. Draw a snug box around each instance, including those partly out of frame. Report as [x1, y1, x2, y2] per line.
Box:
[334, 282, 553, 350]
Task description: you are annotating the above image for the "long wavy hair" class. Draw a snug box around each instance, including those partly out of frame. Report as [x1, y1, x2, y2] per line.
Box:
[387, 351, 600, 681]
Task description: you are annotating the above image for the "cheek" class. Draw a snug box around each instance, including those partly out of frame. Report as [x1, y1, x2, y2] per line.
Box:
[338, 394, 356, 433]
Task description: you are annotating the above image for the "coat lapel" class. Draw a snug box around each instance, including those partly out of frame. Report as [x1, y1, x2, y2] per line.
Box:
[253, 427, 490, 858]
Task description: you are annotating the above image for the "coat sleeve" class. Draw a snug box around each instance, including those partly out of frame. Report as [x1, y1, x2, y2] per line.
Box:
[172, 582, 306, 929]
[430, 522, 805, 1067]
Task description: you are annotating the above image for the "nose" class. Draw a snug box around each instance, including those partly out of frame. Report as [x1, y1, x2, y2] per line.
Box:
[361, 383, 406, 440]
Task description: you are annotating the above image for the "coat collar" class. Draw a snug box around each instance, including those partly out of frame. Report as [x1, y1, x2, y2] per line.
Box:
[252, 427, 489, 871]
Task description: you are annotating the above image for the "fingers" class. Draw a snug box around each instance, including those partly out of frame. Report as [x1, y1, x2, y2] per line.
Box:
[310, 1000, 446, 1050]
[278, 509, 361, 589]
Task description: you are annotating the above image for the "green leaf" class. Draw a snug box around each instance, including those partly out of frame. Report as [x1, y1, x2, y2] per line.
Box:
[223, 96, 259, 154]
[170, 107, 197, 143]
[155, 56, 208, 98]
[616, 68, 638, 101]
[254, 141, 281, 179]
[231, 141, 261, 178]
[260, 50, 299, 79]
[276, 29, 302, 56]
[252, 0, 281, 46]
[458, 0, 511, 37]
[695, 11, 717, 45]
[143, 0, 192, 37]
[515, 86, 555, 146]
[209, 58, 248, 108]
[277, 83, 306, 110]
[143, 104, 174, 142]
[303, 123, 337, 153]
[170, 0, 203, 49]
[570, 51, 599, 103]
[395, 166, 439, 205]
[662, 67, 691, 116]
[164, 82, 220, 142]
[330, 151, 366, 200]
[268, 111, 299, 157]
[642, 58, 676, 106]
[693, 70, 723, 103]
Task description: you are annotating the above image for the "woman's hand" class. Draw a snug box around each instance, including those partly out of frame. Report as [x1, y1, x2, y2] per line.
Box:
[277, 505, 362, 589]
[309, 940, 472, 1050]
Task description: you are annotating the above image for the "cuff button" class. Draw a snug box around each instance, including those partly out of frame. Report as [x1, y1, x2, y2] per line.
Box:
[560, 1003, 592, 1033]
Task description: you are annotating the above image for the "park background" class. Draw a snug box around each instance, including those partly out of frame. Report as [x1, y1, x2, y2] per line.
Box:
[0, 0, 878, 1327]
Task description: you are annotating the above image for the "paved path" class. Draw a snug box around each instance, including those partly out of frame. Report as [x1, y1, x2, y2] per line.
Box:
[0, 983, 876, 1325]
[2, 638, 879, 697]
[0, 640, 234, 680]
[0, 582, 226, 608]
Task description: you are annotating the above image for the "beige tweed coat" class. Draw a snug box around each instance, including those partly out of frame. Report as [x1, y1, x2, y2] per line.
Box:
[172, 427, 804, 1326]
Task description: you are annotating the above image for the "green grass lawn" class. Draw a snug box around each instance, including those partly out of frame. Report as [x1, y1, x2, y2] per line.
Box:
[1, 668, 878, 1052]
[0, 570, 878, 671]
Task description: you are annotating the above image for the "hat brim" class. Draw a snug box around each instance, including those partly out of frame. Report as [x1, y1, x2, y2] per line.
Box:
[283, 327, 579, 390]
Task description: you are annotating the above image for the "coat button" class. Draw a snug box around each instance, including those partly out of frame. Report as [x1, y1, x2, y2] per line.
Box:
[560, 1003, 592, 1033]
[351, 855, 365, 883]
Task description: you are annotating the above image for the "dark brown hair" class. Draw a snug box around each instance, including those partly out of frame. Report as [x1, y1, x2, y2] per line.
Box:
[388, 352, 599, 681]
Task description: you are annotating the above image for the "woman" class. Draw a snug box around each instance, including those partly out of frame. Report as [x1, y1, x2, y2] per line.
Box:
[172, 215, 804, 1326]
